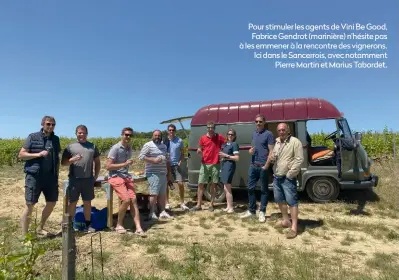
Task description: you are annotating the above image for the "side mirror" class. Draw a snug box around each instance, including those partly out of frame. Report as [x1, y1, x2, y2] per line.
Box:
[354, 132, 362, 142]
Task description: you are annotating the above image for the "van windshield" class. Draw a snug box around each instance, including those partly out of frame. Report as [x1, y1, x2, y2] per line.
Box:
[338, 118, 352, 137]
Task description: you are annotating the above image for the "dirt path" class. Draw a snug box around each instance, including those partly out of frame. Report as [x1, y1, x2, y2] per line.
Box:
[1, 161, 398, 279]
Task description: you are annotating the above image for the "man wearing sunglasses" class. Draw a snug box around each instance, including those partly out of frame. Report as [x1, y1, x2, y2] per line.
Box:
[18, 116, 61, 237]
[106, 127, 144, 235]
[162, 124, 189, 211]
[241, 114, 275, 222]
[190, 121, 225, 212]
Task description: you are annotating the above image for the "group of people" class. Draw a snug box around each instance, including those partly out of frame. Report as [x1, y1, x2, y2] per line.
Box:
[189, 114, 304, 239]
[17, 116, 187, 236]
[18, 113, 303, 239]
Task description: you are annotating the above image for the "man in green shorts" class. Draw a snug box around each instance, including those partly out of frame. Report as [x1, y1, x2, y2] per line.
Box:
[190, 121, 225, 212]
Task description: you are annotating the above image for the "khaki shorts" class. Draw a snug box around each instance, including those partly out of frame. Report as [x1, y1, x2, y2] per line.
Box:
[198, 164, 220, 184]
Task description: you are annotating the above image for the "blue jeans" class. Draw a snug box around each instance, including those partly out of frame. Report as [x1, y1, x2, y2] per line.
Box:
[273, 175, 298, 207]
[247, 164, 269, 214]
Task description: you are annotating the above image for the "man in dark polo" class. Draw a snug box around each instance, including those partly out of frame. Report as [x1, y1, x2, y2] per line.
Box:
[61, 125, 101, 233]
[240, 114, 275, 222]
[18, 116, 61, 236]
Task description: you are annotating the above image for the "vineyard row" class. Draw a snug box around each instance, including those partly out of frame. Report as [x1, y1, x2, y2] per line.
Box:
[0, 131, 397, 166]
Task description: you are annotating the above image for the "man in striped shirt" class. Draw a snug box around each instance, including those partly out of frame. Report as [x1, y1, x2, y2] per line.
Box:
[139, 130, 173, 220]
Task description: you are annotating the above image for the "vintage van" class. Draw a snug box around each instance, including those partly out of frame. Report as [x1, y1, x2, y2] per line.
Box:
[161, 98, 379, 203]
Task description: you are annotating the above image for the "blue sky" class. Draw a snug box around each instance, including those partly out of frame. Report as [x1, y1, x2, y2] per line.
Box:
[0, 0, 397, 139]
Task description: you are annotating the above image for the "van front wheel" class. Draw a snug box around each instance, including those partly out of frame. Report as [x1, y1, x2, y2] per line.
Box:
[306, 177, 340, 203]
[203, 183, 226, 203]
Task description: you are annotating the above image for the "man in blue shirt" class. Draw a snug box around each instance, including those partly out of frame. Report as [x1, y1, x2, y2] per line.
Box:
[241, 114, 275, 222]
[163, 124, 189, 211]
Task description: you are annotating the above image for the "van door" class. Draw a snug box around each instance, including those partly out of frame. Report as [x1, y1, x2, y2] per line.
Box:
[337, 118, 360, 181]
[180, 154, 189, 182]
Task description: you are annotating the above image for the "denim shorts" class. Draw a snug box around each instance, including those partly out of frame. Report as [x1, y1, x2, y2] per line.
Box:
[147, 172, 167, 195]
[273, 175, 298, 207]
[171, 165, 185, 182]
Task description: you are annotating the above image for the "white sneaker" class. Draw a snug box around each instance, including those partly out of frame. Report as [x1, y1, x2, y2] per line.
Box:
[258, 212, 266, 223]
[180, 203, 190, 211]
[159, 210, 174, 219]
[87, 226, 96, 233]
[149, 212, 158, 220]
[165, 204, 171, 210]
[240, 210, 255, 219]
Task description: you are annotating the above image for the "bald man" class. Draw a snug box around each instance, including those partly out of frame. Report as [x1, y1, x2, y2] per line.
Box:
[269, 123, 304, 239]
[139, 130, 174, 221]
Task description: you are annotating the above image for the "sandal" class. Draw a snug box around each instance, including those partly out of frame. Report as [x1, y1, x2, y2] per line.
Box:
[135, 230, 146, 237]
[115, 227, 127, 234]
[286, 229, 297, 239]
[36, 228, 52, 237]
[189, 206, 202, 212]
[276, 220, 292, 228]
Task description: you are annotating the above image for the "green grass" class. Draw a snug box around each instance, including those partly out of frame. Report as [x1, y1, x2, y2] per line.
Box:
[326, 218, 399, 241]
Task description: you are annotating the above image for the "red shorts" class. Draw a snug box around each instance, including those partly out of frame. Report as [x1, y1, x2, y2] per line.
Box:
[108, 176, 136, 201]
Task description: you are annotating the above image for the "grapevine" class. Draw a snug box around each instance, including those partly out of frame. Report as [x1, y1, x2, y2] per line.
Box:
[0, 129, 396, 166]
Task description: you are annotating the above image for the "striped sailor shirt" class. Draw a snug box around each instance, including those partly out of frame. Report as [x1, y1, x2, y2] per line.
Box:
[138, 140, 168, 174]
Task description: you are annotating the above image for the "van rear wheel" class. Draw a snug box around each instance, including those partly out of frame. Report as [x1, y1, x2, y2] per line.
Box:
[306, 177, 339, 203]
[203, 183, 226, 203]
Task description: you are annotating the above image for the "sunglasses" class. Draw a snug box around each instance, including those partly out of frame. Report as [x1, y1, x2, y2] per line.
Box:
[124, 134, 133, 137]
[168, 129, 175, 132]
[207, 127, 215, 129]
[255, 121, 263, 124]
[228, 133, 235, 136]
[46, 123, 55, 127]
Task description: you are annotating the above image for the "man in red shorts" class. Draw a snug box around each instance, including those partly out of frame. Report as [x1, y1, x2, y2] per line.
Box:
[106, 127, 144, 235]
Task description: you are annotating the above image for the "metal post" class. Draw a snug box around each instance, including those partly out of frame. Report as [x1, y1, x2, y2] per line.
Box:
[91, 232, 104, 280]
[394, 135, 396, 161]
[62, 213, 76, 280]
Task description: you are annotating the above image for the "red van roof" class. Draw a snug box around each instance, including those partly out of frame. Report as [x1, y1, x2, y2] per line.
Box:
[191, 98, 342, 126]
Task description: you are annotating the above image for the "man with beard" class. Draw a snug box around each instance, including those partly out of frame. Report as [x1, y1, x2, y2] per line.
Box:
[18, 116, 61, 236]
[139, 130, 173, 220]
[61, 125, 101, 233]
[106, 127, 144, 235]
